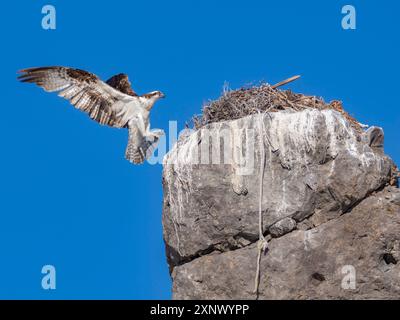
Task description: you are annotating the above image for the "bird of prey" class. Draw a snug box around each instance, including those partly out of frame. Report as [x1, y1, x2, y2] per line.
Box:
[17, 66, 165, 164]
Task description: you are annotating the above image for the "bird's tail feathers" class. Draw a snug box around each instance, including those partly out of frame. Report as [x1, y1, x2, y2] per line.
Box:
[125, 128, 164, 164]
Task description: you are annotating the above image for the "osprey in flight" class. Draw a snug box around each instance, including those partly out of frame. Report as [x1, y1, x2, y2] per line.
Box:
[18, 66, 165, 164]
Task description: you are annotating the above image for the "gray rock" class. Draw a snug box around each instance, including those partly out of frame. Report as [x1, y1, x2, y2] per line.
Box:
[363, 126, 385, 152]
[162, 109, 398, 298]
[269, 217, 297, 237]
[172, 188, 400, 299]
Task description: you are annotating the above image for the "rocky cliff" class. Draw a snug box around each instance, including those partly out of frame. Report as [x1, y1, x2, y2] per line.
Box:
[162, 108, 399, 299]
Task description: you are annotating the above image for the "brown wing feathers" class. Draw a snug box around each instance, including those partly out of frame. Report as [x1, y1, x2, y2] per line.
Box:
[17, 66, 120, 127]
[106, 73, 138, 97]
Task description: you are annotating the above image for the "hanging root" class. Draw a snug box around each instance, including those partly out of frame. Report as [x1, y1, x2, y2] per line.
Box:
[253, 237, 268, 295]
[253, 113, 269, 296]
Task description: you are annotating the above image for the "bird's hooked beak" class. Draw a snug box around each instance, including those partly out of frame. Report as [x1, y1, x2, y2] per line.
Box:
[159, 92, 166, 99]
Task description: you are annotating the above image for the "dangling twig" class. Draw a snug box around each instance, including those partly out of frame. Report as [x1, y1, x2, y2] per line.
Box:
[253, 113, 269, 297]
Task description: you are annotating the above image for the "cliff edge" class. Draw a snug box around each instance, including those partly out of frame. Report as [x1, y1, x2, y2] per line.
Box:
[162, 87, 399, 299]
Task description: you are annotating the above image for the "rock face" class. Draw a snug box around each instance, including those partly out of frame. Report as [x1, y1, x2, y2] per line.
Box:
[162, 109, 399, 299]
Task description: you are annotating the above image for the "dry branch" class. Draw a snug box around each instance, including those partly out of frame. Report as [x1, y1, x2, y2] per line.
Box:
[271, 75, 301, 89]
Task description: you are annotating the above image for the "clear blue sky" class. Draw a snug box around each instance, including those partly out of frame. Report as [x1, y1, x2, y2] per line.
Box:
[0, 0, 398, 299]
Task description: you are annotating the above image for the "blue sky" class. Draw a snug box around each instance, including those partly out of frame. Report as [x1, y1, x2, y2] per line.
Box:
[0, 0, 398, 299]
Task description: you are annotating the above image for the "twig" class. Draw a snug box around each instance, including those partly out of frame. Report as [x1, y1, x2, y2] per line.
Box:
[271, 75, 301, 89]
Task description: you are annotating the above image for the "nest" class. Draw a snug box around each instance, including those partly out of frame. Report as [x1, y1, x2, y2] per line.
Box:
[192, 82, 362, 133]
[190, 79, 399, 188]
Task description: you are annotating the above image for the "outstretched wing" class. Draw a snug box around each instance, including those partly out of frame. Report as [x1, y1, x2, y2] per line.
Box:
[125, 125, 163, 164]
[18, 66, 136, 128]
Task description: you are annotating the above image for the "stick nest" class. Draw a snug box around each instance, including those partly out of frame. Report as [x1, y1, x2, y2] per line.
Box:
[192, 83, 362, 133]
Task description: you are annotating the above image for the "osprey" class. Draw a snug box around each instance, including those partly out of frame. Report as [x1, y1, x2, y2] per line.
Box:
[17, 66, 165, 164]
